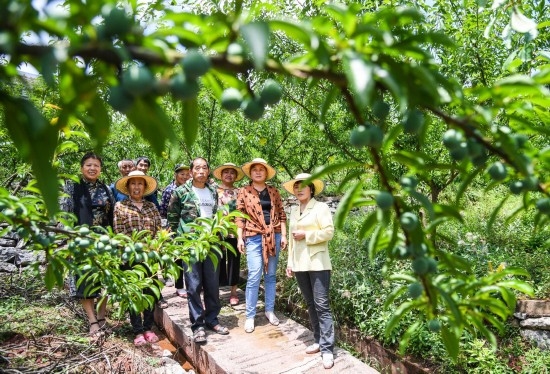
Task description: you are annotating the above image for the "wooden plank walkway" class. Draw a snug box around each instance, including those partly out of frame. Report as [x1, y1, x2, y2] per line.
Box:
[154, 285, 379, 374]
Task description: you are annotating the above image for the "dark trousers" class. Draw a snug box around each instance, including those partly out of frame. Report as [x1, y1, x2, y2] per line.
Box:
[175, 258, 188, 289]
[185, 253, 221, 332]
[219, 237, 241, 287]
[295, 270, 335, 354]
[121, 262, 157, 334]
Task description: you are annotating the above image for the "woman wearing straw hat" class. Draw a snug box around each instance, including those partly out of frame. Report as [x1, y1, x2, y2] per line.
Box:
[113, 170, 162, 346]
[283, 173, 335, 369]
[236, 158, 287, 333]
[213, 163, 244, 306]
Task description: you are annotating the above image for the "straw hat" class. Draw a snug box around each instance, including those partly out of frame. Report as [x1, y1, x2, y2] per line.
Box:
[282, 173, 325, 196]
[115, 170, 158, 197]
[241, 158, 276, 180]
[174, 163, 190, 172]
[213, 163, 244, 181]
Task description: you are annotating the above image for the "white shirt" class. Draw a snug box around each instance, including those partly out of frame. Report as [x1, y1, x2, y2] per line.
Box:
[192, 186, 215, 218]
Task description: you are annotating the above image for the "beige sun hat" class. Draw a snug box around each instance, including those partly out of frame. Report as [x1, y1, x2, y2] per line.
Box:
[213, 163, 244, 181]
[241, 158, 276, 180]
[115, 170, 158, 197]
[282, 173, 325, 196]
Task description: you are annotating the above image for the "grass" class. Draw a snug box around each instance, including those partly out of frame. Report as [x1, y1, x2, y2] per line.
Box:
[0, 268, 178, 373]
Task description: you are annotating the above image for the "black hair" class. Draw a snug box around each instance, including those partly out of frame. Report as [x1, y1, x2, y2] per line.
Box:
[135, 156, 151, 167]
[293, 181, 315, 196]
[81, 152, 103, 167]
[190, 157, 210, 170]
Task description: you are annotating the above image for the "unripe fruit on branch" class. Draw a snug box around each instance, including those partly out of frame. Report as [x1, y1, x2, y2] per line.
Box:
[259, 79, 283, 106]
[122, 66, 154, 97]
[375, 191, 393, 210]
[242, 98, 265, 121]
[170, 73, 199, 100]
[220, 88, 243, 111]
[400, 212, 419, 232]
[182, 50, 211, 80]
[536, 198, 550, 214]
[403, 109, 424, 134]
[408, 282, 423, 299]
[442, 129, 463, 149]
[487, 162, 507, 181]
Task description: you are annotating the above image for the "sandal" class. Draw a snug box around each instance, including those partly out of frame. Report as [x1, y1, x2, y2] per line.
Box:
[143, 330, 159, 343]
[134, 334, 147, 346]
[208, 324, 229, 335]
[176, 289, 188, 298]
[97, 318, 111, 333]
[229, 295, 239, 306]
[89, 321, 105, 338]
[193, 327, 207, 344]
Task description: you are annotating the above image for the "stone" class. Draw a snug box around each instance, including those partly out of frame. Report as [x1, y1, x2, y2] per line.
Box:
[520, 329, 550, 350]
[0, 262, 17, 273]
[0, 238, 17, 247]
[153, 357, 188, 374]
[516, 300, 550, 317]
[520, 317, 550, 331]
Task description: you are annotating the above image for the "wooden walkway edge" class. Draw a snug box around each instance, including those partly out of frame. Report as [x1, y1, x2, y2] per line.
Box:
[154, 285, 380, 374]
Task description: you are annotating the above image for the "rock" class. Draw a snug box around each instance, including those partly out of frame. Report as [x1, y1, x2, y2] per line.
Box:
[153, 357, 189, 374]
[516, 299, 550, 317]
[0, 238, 17, 247]
[0, 262, 17, 273]
[520, 317, 550, 331]
[520, 329, 550, 350]
[0, 248, 45, 266]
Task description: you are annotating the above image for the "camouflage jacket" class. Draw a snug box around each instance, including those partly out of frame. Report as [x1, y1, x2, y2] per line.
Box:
[167, 179, 219, 235]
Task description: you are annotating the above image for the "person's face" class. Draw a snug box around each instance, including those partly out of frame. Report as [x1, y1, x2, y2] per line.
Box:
[136, 160, 150, 174]
[175, 169, 190, 186]
[250, 164, 267, 183]
[293, 182, 312, 203]
[128, 178, 146, 201]
[81, 158, 101, 182]
[191, 159, 209, 185]
[119, 161, 134, 177]
[221, 168, 238, 186]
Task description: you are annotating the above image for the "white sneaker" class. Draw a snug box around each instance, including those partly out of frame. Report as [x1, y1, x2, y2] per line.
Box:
[244, 318, 255, 333]
[305, 343, 320, 354]
[265, 311, 280, 326]
[322, 353, 334, 369]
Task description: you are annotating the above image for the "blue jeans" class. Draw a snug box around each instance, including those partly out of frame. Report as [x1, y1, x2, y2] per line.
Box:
[245, 233, 281, 318]
[184, 253, 221, 332]
[295, 270, 334, 354]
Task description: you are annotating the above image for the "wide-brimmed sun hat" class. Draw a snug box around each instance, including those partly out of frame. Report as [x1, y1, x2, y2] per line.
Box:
[282, 173, 325, 196]
[241, 158, 276, 180]
[213, 163, 244, 181]
[115, 170, 158, 197]
[174, 163, 190, 172]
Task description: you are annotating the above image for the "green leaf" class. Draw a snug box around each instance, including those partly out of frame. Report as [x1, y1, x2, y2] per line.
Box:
[441, 325, 459, 361]
[334, 181, 363, 229]
[342, 52, 374, 111]
[384, 300, 418, 338]
[399, 321, 421, 355]
[241, 21, 269, 70]
[126, 98, 175, 154]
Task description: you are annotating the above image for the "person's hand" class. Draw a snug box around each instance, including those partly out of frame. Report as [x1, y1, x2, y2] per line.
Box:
[237, 237, 245, 254]
[286, 267, 294, 278]
[292, 230, 306, 241]
[281, 236, 288, 251]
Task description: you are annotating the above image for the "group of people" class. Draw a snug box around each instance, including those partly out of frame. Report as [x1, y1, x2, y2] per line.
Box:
[61, 153, 336, 369]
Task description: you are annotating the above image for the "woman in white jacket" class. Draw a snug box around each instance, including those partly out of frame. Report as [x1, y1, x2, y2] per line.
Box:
[283, 173, 335, 370]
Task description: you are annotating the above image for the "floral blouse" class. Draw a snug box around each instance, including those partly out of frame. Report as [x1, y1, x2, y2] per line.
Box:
[60, 178, 114, 227]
